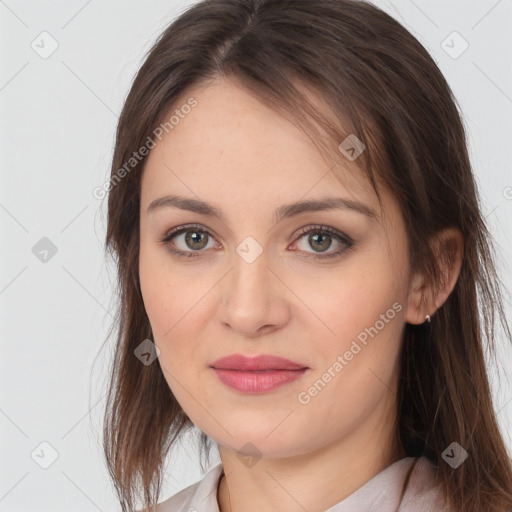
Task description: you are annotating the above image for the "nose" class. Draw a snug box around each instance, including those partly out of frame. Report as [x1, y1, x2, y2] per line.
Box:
[217, 244, 291, 338]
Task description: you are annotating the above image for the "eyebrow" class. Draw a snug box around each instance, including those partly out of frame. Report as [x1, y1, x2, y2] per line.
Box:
[147, 194, 377, 223]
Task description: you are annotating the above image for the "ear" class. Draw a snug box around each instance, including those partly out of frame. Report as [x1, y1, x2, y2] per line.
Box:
[405, 227, 464, 325]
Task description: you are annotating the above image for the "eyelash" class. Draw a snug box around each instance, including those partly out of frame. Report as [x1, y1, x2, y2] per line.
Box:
[159, 223, 354, 260]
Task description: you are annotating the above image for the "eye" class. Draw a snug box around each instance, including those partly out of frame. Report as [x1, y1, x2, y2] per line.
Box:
[291, 225, 354, 259]
[159, 223, 354, 259]
[160, 223, 217, 257]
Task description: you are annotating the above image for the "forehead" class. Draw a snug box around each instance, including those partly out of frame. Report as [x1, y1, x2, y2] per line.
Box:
[140, 78, 381, 219]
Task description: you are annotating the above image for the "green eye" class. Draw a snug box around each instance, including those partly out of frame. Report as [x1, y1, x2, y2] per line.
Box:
[160, 223, 354, 260]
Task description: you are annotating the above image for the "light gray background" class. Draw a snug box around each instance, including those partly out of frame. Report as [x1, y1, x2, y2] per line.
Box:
[1, 0, 511, 510]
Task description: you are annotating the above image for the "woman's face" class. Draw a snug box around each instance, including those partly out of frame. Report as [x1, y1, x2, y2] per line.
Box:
[139, 78, 415, 460]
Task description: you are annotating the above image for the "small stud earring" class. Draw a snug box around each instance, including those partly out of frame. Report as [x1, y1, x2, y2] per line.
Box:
[425, 314, 431, 323]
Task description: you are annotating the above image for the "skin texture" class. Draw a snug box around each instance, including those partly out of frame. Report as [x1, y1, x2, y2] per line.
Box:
[138, 77, 464, 512]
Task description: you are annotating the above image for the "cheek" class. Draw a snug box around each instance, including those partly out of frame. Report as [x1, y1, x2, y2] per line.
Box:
[138, 243, 227, 414]
[287, 246, 406, 353]
[139, 246, 173, 338]
[139, 241, 211, 341]
[138, 246, 210, 408]
[292, 285, 405, 450]
[288, 248, 407, 411]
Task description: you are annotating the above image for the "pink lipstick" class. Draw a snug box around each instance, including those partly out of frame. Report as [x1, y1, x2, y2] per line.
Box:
[210, 354, 308, 393]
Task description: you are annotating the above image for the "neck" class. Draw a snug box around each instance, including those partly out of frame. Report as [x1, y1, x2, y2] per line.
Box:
[216, 405, 405, 512]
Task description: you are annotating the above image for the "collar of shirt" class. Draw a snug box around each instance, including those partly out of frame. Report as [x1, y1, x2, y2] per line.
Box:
[157, 456, 449, 512]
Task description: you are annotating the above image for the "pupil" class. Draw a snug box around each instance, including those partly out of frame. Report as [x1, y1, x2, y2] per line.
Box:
[186, 231, 207, 250]
[310, 233, 331, 252]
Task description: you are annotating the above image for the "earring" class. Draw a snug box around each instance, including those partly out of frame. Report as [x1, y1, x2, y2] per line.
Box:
[425, 314, 431, 323]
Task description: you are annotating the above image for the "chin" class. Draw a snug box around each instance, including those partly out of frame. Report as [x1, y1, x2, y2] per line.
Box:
[210, 421, 317, 459]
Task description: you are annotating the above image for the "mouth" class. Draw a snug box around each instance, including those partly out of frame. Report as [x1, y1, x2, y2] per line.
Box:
[210, 354, 309, 393]
[210, 353, 307, 371]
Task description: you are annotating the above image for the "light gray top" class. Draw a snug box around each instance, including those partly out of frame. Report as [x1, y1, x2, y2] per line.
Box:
[155, 456, 452, 511]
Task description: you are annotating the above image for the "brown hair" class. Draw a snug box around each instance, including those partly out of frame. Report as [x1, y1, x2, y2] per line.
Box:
[102, 1, 512, 510]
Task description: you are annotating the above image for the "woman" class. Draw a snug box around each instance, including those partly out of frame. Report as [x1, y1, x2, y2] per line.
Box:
[102, 1, 512, 511]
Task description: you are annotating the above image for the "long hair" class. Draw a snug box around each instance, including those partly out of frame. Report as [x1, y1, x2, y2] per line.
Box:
[102, 1, 512, 510]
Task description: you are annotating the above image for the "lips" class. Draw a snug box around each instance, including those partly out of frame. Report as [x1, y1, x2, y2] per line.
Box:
[210, 354, 307, 371]
[210, 354, 309, 393]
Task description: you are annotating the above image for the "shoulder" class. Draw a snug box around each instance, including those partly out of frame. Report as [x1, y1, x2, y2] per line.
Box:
[155, 462, 224, 512]
[398, 456, 453, 512]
